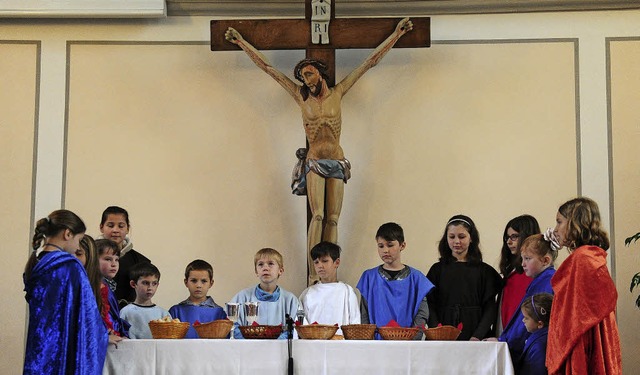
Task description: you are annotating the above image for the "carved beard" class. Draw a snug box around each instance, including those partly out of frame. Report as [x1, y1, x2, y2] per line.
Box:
[309, 78, 323, 97]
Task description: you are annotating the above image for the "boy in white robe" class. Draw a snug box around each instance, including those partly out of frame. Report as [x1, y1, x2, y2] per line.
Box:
[299, 241, 360, 337]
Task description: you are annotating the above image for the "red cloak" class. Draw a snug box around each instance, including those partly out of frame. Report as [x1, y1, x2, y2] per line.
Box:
[546, 246, 622, 374]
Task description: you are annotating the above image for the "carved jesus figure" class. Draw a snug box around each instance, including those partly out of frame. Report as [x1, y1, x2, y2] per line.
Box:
[225, 18, 413, 284]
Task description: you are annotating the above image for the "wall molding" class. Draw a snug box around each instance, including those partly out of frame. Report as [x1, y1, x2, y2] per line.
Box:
[167, 0, 640, 17]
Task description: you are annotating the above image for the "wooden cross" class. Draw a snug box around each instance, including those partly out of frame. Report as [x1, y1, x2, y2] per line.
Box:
[210, 1, 430, 87]
[210, 1, 430, 282]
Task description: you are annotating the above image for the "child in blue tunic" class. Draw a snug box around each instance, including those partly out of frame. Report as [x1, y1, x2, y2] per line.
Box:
[357, 222, 434, 339]
[231, 248, 301, 339]
[23, 210, 108, 375]
[517, 293, 553, 375]
[491, 234, 556, 360]
[169, 259, 227, 338]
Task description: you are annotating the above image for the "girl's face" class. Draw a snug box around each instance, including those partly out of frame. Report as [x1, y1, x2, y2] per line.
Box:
[100, 213, 129, 247]
[521, 308, 543, 333]
[99, 249, 120, 279]
[505, 227, 520, 255]
[74, 247, 87, 266]
[377, 238, 405, 270]
[447, 225, 471, 261]
[521, 248, 550, 278]
[63, 232, 84, 255]
[554, 211, 569, 247]
[255, 257, 283, 285]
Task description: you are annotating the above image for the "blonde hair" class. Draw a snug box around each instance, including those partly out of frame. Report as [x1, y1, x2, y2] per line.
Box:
[254, 248, 284, 268]
[521, 234, 558, 262]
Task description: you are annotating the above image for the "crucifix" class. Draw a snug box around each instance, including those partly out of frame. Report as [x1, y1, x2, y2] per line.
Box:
[211, 1, 430, 286]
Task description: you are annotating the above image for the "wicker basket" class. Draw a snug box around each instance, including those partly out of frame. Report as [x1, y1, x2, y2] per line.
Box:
[148, 321, 190, 339]
[377, 326, 420, 341]
[295, 324, 338, 340]
[423, 325, 461, 341]
[239, 325, 283, 339]
[340, 324, 377, 340]
[193, 319, 233, 339]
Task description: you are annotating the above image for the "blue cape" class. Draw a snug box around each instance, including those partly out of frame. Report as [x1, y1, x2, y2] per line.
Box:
[23, 251, 108, 374]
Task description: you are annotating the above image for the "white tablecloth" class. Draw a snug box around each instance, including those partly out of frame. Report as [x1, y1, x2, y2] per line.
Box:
[104, 339, 514, 374]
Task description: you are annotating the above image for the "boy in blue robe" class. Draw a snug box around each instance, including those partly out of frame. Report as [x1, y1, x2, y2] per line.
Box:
[357, 222, 434, 339]
[169, 259, 227, 338]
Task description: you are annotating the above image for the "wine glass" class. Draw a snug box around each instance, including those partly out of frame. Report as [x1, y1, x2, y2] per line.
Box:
[226, 303, 240, 339]
[244, 301, 260, 325]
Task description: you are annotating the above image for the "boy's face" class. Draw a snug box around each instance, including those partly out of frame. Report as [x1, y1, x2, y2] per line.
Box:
[521, 308, 543, 333]
[131, 275, 159, 303]
[255, 256, 283, 285]
[99, 249, 119, 279]
[313, 255, 339, 283]
[376, 237, 405, 269]
[184, 270, 213, 302]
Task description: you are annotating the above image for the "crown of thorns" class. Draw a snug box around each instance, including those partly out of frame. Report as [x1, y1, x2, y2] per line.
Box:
[294, 59, 328, 83]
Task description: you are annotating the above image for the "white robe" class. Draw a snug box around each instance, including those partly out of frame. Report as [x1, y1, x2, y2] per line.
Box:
[299, 281, 360, 335]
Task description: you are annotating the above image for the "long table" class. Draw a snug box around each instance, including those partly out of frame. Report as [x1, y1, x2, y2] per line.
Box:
[104, 339, 514, 374]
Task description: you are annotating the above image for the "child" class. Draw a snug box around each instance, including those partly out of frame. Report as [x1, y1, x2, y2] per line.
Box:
[120, 262, 171, 339]
[546, 197, 622, 374]
[169, 259, 227, 339]
[23, 210, 108, 374]
[518, 293, 553, 375]
[426, 215, 501, 340]
[96, 238, 130, 338]
[99, 206, 150, 307]
[357, 223, 433, 340]
[77, 235, 105, 328]
[299, 241, 360, 336]
[496, 215, 540, 335]
[230, 248, 301, 339]
[497, 234, 556, 362]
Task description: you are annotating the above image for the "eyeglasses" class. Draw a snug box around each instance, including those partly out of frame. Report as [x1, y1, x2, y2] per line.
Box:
[504, 234, 520, 242]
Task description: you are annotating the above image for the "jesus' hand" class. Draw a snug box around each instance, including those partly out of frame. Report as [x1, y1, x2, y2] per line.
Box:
[396, 18, 413, 36]
[225, 27, 244, 44]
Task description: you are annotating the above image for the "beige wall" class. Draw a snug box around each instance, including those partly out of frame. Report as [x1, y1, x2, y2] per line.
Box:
[1, 10, 639, 374]
[609, 38, 640, 373]
[0, 41, 38, 374]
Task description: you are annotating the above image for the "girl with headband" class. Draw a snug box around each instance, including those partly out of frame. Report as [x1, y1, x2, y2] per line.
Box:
[426, 215, 501, 340]
[519, 293, 554, 375]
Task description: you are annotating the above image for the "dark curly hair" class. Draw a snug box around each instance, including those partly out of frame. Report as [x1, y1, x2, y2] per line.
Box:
[293, 58, 330, 100]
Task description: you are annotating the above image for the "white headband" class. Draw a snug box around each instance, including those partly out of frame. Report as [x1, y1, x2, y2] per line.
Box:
[447, 218, 471, 227]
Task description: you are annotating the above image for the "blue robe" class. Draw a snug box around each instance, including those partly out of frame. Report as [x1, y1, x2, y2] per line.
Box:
[23, 251, 108, 374]
[516, 327, 549, 375]
[169, 297, 227, 338]
[357, 266, 434, 339]
[499, 267, 555, 361]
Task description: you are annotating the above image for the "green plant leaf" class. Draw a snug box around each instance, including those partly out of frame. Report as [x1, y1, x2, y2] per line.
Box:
[631, 273, 640, 293]
[625, 232, 640, 246]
